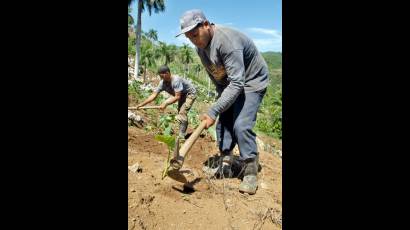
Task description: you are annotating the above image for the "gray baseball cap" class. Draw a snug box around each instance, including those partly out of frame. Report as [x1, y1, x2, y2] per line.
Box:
[176, 9, 207, 37]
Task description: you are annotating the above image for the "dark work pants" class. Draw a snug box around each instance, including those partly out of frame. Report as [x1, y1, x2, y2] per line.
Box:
[216, 88, 266, 161]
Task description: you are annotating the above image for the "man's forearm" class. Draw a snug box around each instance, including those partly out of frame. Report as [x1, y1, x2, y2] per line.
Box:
[139, 94, 156, 106]
[208, 83, 242, 120]
[163, 96, 180, 106]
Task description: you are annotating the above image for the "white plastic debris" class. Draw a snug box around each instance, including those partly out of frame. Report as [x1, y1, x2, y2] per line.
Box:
[128, 163, 142, 173]
[128, 111, 143, 127]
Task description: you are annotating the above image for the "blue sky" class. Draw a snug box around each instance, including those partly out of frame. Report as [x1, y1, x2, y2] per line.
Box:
[130, 0, 282, 52]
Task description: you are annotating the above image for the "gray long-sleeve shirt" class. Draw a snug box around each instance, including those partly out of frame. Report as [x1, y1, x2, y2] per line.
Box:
[196, 25, 269, 120]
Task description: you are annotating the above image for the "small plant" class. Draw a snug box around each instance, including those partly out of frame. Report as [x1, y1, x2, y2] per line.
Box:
[128, 80, 151, 102]
[159, 114, 175, 135]
[187, 106, 200, 127]
[154, 135, 176, 179]
[207, 125, 217, 141]
[144, 124, 153, 132]
[154, 93, 165, 105]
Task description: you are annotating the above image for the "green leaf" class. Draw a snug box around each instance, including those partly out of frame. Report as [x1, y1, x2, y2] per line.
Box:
[164, 126, 172, 136]
[155, 135, 175, 150]
[207, 125, 217, 141]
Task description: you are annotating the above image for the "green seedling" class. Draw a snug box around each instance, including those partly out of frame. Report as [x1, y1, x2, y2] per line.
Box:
[154, 134, 175, 179]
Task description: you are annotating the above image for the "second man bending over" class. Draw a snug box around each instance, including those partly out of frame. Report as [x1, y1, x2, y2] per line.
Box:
[137, 65, 197, 140]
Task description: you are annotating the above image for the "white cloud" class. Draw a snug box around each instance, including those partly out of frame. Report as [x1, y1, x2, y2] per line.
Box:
[247, 28, 282, 38]
[253, 39, 282, 52]
[246, 28, 282, 52]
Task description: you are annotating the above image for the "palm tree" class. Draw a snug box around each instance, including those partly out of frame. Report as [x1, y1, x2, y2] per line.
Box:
[128, 6, 134, 36]
[128, 6, 135, 79]
[158, 42, 176, 65]
[140, 39, 159, 83]
[180, 44, 193, 78]
[129, 0, 165, 81]
[145, 29, 158, 44]
[194, 63, 202, 78]
[128, 6, 134, 28]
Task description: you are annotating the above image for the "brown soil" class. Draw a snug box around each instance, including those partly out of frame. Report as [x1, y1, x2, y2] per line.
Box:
[128, 123, 282, 229]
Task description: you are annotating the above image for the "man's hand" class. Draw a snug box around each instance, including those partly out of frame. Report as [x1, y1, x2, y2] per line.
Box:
[159, 103, 168, 111]
[200, 114, 215, 129]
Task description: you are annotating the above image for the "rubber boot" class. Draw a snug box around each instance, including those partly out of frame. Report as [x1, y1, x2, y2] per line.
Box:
[239, 157, 258, 195]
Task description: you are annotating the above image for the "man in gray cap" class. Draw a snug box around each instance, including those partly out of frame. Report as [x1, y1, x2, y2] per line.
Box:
[177, 9, 269, 195]
[136, 65, 197, 140]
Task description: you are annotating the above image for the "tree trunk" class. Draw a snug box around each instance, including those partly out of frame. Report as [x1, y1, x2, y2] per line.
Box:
[143, 63, 146, 83]
[134, 0, 143, 81]
[184, 63, 188, 78]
